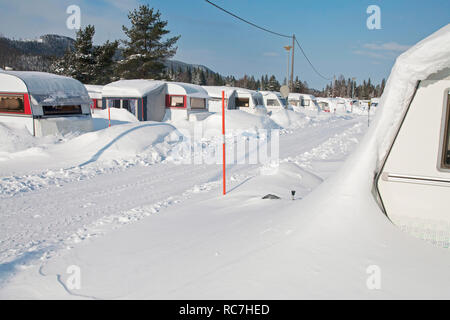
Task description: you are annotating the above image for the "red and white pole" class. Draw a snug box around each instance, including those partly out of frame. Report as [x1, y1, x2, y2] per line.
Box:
[222, 90, 226, 195]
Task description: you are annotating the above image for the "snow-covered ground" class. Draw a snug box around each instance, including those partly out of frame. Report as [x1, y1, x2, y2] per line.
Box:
[1, 24, 449, 299]
[0, 106, 369, 298]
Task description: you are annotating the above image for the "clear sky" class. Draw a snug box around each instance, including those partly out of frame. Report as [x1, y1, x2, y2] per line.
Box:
[0, 0, 449, 89]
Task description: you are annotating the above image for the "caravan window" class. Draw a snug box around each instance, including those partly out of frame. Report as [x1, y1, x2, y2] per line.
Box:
[236, 97, 250, 107]
[42, 105, 82, 115]
[190, 98, 206, 109]
[123, 99, 137, 115]
[289, 100, 299, 106]
[169, 95, 185, 107]
[106, 99, 121, 108]
[0, 95, 24, 113]
[301, 98, 310, 107]
[442, 93, 450, 168]
[266, 99, 280, 107]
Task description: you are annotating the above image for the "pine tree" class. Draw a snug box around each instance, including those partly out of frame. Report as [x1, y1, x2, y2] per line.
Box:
[51, 25, 118, 85]
[92, 40, 119, 84]
[118, 4, 180, 79]
[268, 75, 280, 91]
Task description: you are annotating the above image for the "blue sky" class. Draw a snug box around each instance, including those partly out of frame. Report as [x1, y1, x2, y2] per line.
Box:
[0, 0, 449, 89]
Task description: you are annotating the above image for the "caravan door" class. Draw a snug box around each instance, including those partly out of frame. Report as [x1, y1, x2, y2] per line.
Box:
[377, 79, 450, 245]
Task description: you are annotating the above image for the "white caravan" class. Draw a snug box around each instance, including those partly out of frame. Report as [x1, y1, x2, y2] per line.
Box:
[259, 91, 287, 112]
[202, 86, 237, 112]
[376, 68, 450, 238]
[316, 97, 332, 112]
[288, 93, 320, 111]
[230, 87, 266, 114]
[164, 82, 210, 121]
[0, 71, 93, 136]
[371, 22, 450, 246]
[102, 80, 167, 122]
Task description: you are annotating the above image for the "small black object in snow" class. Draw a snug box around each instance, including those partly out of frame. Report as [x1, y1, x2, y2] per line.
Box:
[262, 194, 281, 199]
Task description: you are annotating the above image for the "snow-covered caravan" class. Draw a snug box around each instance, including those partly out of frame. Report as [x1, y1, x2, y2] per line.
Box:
[102, 80, 166, 121]
[316, 97, 331, 112]
[165, 82, 210, 121]
[288, 93, 320, 111]
[202, 86, 236, 112]
[232, 87, 266, 114]
[0, 71, 93, 136]
[84, 84, 103, 110]
[374, 24, 450, 244]
[260, 91, 287, 111]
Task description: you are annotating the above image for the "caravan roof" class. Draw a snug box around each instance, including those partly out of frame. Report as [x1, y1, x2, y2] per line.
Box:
[84, 84, 103, 100]
[202, 86, 236, 98]
[0, 71, 91, 106]
[166, 82, 209, 99]
[102, 80, 166, 98]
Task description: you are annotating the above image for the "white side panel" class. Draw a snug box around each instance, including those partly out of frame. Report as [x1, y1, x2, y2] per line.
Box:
[0, 115, 34, 135]
[378, 79, 450, 246]
[164, 109, 188, 121]
[34, 116, 94, 137]
[0, 74, 28, 93]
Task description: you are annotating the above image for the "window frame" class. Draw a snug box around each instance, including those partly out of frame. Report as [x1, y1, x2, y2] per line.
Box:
[0, 93, 26, 114]
[190, 97, 206, 110]
[235, 97, 250, 108]
[266, 99, 280, 107]
[166, 95, 186, 109]
[438, 90, 450, 171]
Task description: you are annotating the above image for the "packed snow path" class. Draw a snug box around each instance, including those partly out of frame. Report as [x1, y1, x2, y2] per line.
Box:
[0, 112, 367, 294]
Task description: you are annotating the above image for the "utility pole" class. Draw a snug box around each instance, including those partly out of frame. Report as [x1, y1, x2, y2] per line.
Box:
[332, 75, 336, 97]
[290, 34, 295, 92]
[283, 45, 292, 87]
[351, 77, 356, 99]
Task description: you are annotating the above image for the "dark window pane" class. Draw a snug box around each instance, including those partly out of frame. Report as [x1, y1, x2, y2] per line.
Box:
[0, 95, 25, 113]
[42, 105, 82, 115]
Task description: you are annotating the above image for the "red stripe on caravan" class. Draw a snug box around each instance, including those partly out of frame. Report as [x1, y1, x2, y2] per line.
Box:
[23, 93, 32, 115]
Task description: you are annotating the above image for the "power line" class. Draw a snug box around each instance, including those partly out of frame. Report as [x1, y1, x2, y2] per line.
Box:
[294, 37, 332, 81]
[204, 0, 291, 39]
[204, 0, 332, 81]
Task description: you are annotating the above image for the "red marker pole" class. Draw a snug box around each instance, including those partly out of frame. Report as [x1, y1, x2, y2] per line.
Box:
[222, 90, 226, 195]
[108, 104, 111, 128]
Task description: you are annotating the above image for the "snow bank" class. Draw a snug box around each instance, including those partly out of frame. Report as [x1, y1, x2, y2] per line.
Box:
[270, 109, 310, 129]
[56, 122, 176, 162]
[91, 108, 139, 130]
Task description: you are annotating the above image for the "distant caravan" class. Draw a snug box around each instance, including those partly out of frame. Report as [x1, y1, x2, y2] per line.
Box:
[0, 71, 93, 137]
[259, 91, 287, 112]
[288, 93, 321, 112]
[376, 68, 450, 242]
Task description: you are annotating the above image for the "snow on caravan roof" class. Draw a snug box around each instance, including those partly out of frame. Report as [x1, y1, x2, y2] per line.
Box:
[166, 81, 209, 99]
[202, 86, 236, 98]
[102, 80, 166, 98]
[0, 71, 91, 106]
[374, 23, 450, 168]
[84, 84, 103, 100]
